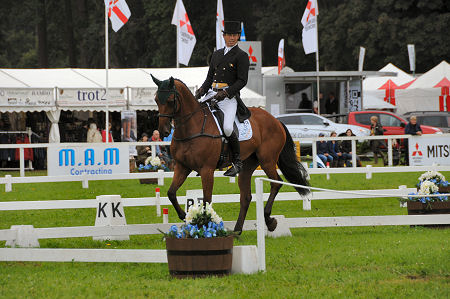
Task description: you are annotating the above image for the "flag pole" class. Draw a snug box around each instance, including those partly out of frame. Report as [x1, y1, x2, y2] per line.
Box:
[176, 26, 180, 68]
[315, 0, 320, 115]
[105, 4, 110, 142]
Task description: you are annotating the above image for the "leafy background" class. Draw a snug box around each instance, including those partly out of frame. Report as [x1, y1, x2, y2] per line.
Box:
[0, 0, 449, 72]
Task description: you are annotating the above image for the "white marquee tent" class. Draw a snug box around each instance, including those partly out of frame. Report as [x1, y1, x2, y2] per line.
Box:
[362, 63, 414, 111]
[396, 60, 450, 114]
[0, 67, 266, 142]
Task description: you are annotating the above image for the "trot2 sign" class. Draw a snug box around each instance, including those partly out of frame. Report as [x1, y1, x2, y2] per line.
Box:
[48, 144, 129, 176]
[408, 136, 450, 166]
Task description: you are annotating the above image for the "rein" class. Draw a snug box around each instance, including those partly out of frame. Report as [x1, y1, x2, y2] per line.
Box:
[173, 102, 222, 141]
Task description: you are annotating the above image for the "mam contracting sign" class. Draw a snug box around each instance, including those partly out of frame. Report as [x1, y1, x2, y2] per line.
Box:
[408, 136, 450, 166]
[48, 144, 129, 176]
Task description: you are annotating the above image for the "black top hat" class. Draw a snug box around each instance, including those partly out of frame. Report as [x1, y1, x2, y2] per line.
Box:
[223, 21, 241, 34]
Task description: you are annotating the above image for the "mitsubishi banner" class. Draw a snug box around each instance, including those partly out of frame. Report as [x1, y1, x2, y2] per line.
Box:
[48, 144, 130, 176]
[408, 135, 450, 166]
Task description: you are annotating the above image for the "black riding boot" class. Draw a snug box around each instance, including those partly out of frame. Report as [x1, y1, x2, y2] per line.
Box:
[224, 132, 243, 177]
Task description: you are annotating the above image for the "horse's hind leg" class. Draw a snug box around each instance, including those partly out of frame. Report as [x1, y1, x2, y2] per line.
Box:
[167, 163, 191, 221]
[234, 154, 259, 233]
[258, 159, 283, 232]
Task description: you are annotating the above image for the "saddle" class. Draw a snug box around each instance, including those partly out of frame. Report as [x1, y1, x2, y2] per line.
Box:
[207, 101, 252, 169]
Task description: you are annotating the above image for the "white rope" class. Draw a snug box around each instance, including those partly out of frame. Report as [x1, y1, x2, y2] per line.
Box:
[262, 178, 450, 199]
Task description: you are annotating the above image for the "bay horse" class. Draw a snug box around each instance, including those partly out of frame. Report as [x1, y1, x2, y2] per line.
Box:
[151, 75, 309, 233]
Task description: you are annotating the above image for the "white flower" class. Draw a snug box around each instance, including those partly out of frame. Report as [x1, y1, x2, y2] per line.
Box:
[145, 156, 161, 167]
[418, 181, 438, 195]
[185, 203, 202, 224]
[205, 202, 222, 224]
[419, 171, 445, 182]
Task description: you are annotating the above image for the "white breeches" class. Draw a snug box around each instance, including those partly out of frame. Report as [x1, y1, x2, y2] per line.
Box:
[217, 97, 237, 137]
[200, 89, 237, 137]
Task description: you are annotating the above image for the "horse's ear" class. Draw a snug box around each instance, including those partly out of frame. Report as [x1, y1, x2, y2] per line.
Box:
[150, 74, 162, 87]
[169, 77, 174, 88]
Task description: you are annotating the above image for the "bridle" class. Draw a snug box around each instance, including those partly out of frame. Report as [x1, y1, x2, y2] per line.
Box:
[155, 81, 221, 141]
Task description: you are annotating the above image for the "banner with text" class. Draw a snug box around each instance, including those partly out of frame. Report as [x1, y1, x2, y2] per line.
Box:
[408, 136, 450, 166]
[57, 88, 126, 110]
[48, 144, 130, 176]
[0, 88, 55, 111]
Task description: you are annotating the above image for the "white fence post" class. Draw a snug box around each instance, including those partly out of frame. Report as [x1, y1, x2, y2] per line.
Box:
[82, 173, 89, 189]
[155, 187, 161, 217]
[351, 140, 357, 168]
[19, 148, 25, 177]
[366, 165, 373, 179]
[399, 185, 408, 208]
[312, 142, 317, 168]
[5, 174, 12, 192]
[387, 138, 393, 166]
[255, 178, 265, 272]
[5, 225, 40, 248]
[157, 169, 164, 186]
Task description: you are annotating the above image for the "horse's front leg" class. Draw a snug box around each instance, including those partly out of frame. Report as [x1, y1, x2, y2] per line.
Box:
[167, 163, 191, 221]
[199, 167, 215, 204]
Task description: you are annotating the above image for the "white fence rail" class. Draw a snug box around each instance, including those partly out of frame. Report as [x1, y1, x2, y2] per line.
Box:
[1, 164, 449, 192]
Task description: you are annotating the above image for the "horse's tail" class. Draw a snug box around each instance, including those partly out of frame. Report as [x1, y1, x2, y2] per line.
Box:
[277, 121, 310, 196]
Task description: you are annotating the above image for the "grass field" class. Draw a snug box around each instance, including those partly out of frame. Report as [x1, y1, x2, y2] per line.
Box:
[0, 171, 449, 298]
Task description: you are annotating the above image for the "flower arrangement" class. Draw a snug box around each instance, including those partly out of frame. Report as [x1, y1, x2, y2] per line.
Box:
[166, 202, 229, 239]
[138, 156, 170, 172]
[406, 171, 449, 204]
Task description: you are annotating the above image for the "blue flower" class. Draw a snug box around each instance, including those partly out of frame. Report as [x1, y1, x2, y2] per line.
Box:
[441, 181, 449, 187]
[170, 225, 178, 234]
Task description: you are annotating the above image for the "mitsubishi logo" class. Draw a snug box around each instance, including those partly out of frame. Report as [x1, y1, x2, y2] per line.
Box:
[180, 13, 194, 35]
[412, 143, 423, 156]
[248, 46, 257, 63]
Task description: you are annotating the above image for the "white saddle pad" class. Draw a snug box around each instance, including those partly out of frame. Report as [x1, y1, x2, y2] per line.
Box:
[207, 103, 253, 141]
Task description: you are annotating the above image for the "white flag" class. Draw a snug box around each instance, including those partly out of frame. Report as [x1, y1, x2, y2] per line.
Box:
[171, 0, 196, 66]
[278, 39, 285, 75]
[301, 0, 318, 54]
[104, 0, 131, 32]
[216, 0, 225, 50]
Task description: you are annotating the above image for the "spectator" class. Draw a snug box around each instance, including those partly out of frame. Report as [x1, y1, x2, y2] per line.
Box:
[87, 123, 102, 143]
[404, 115, 422, 165]
[329, 131, 343, 167]
[316, 132, 333, 166]
[162, 122, 175, 169]
[370, 116, 387, 165]
[102, 122, 114, 142]
[136, 133, 151, 166]
[325, 92, 338, 115]
[152, 129, 171, 166]
[298, 93, 312, 111]
[340, 129, 362, 167]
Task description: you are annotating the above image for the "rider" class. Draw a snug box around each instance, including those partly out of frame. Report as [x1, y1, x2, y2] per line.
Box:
[194, 20, 251, 177]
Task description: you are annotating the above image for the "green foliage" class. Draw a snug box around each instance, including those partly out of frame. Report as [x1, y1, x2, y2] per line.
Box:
[0, 0, 448, 71]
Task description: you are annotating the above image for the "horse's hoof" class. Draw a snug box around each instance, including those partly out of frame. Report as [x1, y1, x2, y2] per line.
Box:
[233, 230, 242, 235]
[267, 218, 278, 232]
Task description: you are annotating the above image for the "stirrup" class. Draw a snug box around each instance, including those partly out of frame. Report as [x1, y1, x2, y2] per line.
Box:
[224, 160, 242, 177]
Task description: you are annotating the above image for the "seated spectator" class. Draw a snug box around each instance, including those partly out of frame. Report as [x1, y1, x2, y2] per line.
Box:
[152, 130, 171, 166]
[136, 133, 151, 166]
[329, 131, 343, 167]
[87, 123, 102, 143]
[340, 129, 362, 167]
[316, 133, 333, 166]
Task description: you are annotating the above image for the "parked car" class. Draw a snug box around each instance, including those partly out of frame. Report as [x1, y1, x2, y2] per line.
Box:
[347, 111, 442, 135]
[276, 113, 371, 148]
[402, 111, 450, 133]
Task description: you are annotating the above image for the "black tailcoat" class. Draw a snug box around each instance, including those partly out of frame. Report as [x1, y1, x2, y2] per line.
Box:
[200, 45, 251, 122]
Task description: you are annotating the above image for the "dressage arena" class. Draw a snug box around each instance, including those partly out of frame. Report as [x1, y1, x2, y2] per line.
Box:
[0, 169, 449, 297]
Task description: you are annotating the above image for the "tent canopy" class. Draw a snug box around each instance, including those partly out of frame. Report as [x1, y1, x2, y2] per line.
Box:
[0, 67, 266, 113]
[363, 63, 413, 91]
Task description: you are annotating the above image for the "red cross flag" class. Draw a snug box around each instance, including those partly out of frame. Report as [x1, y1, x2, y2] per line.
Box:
[301, 0, 318, 54]
[216, 0, 225, 50]
[278, 39, 286, 75]
[172, 0, 196, 66]
[104, 0, 131, 32]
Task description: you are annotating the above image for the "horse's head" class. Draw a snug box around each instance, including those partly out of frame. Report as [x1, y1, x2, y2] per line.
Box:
[151, 75, 178, 138]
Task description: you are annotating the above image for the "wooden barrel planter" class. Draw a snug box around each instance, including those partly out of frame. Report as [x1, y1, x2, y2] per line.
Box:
[166, 236, 233, 278]
[407, 186, 450, 228]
